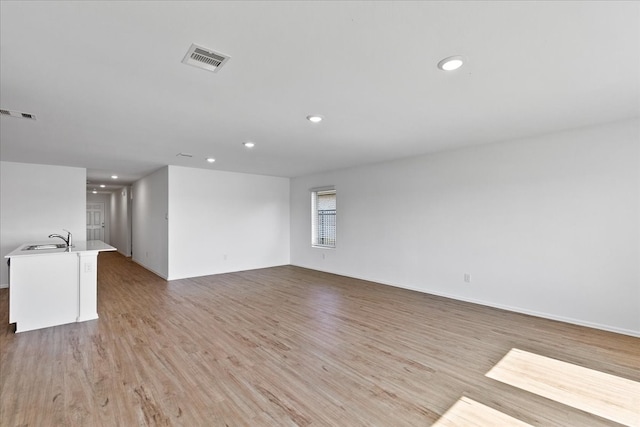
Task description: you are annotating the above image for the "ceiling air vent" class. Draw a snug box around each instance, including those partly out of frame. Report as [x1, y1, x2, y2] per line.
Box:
[181, 43, 230, 73]
[0, 108, 36, 120]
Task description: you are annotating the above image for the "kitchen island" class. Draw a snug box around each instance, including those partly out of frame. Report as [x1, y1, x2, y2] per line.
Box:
[5, 240, 116, 333]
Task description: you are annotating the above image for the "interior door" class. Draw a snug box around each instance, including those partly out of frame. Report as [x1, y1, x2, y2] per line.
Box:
[86, 203, 105, 241]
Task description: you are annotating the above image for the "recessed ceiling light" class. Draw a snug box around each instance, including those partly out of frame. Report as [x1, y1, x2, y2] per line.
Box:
[307, 115, 323, 123]
[92, 190, 97, 194]
[206, 157, 216, 163]
[111, 175, 118, 179]
[437, 55, 464, 71]
[243, 142, 255, 148]
[99, 184, 106, 188]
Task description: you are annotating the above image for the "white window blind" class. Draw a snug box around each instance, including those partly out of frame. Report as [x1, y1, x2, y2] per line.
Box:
[311, 189, 336, 248]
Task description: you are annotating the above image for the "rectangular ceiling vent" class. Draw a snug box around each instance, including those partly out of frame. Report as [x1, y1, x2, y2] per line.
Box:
[182, 43, 230, 73]
[0, 108, 36, 120]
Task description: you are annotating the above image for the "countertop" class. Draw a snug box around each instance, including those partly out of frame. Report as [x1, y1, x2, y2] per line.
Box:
[5, 240, 116, 258]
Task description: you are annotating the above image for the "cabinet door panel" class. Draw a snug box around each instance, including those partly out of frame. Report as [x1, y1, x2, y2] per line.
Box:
[10, 254, 79, 332]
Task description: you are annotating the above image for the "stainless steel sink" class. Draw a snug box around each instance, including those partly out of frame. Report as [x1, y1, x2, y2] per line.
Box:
[22, 243, 68, 250]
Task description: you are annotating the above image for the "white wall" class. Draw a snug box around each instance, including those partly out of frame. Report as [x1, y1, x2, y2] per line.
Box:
[86, 192, 111, 244]
[290, 119, 640, 336]
[0, 161, 86, 287]
[167, 166, 290, 280]
[132, 168, 169, 278]
[110, 186, 132, 256]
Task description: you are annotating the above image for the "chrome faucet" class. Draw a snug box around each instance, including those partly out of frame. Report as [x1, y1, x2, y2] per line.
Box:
[49, 229, 73, 248]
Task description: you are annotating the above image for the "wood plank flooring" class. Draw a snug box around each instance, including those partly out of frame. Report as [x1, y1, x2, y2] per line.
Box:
[1, 251, 638, 426]
[486, 348, 640, 426]
[432, 397, 533, 427]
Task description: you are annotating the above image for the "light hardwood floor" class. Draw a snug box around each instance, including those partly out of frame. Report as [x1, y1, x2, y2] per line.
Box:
[1, 252, 638, 426]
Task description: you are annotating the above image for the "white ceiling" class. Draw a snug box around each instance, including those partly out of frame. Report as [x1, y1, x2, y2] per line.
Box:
[1, 1, 638, 189]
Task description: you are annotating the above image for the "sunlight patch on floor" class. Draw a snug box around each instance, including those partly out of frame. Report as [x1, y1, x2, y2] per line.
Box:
[486, 348, 640, 427]
[432, 397, 533, 427]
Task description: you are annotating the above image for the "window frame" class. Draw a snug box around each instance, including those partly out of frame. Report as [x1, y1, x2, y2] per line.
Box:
[311, 187, 336, 249]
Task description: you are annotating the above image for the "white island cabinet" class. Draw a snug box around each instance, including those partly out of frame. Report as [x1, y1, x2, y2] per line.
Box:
[5, 240, 116, 333]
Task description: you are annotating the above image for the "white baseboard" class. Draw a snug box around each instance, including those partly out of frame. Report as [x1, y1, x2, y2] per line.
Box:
[131, 258, 168, 280]
[291, 263, 640, 338]
[166, 263, 290, 281]
[0, 283, 7, 289]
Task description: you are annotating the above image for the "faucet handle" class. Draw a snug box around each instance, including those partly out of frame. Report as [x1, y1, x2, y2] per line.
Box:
[62, 229, 73, 246]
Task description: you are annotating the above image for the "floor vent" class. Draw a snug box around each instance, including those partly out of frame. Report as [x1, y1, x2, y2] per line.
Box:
[0, 109, 36, 120]
[182, 43, 230, 73]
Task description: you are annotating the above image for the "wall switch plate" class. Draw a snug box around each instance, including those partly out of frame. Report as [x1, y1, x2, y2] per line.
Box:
[464, 273, 471, 283]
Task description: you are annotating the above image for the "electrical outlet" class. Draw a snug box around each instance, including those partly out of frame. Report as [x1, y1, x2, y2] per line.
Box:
[322, 253, 325, 260]
[464, 273, 471, 283]
[223, 254, 228, 261]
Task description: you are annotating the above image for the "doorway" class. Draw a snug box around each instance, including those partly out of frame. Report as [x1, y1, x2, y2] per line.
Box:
[87, 202, 105, 241]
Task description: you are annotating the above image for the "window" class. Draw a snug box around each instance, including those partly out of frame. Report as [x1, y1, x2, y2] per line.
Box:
[312, 188, 336, 248]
